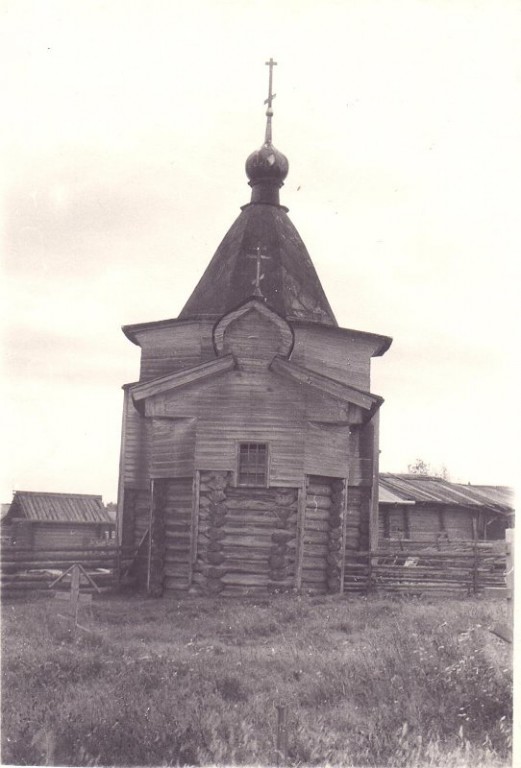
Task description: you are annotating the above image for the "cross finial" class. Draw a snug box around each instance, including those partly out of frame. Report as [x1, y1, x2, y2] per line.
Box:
[247, 246, 271, 298]
[264, 58, 277, 144]
[264, 58, 277, 110]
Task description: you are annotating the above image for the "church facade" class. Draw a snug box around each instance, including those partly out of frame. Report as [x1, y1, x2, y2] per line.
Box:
[117, 67, 392, 596]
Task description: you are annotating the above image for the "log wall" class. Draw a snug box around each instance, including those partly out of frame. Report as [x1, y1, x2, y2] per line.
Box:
[192, 472, 298, 597]
[162, 478, 193, 593]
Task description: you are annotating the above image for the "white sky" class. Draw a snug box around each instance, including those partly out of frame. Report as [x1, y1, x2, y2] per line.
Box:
[2, 0, 520, 503]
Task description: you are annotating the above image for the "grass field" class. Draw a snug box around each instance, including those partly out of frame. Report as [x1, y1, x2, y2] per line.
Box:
[0, 593, 512, 767]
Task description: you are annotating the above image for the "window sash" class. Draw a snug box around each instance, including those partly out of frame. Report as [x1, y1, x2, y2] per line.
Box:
[238, 443, 268, 487]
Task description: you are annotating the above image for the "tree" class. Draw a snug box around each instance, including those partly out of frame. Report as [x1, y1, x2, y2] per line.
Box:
[407, 459, 451, 480]
[407, 458, 431, 475]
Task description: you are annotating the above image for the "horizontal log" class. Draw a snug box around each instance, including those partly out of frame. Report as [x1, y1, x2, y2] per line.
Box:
[1, 545, 118, 555]
[306, 483, 332, 496]
[304, 520, 330, 533]
[163, 582, 189, 593]
[301, 569, 327, 584]
[306, 496, 332, 511]
[220, 546, 272, 560]
[2, 560, 116, 571]
[221, 535, 273, 549]
[164, 552, 190, 564]
[163, 564, 189, 578]
[223, 513, 286, 528]
[303, 531, 329, 544]
[302, 556, 327, 570]
[221, 573, 269, 587]
[2, 552, 118, 563]
[221, 560, 271, 575]
[300, 509, 329, 523]
[225, 499, 278, 512]
[302, 544, 329, 556]
[222, 585, 269, 597]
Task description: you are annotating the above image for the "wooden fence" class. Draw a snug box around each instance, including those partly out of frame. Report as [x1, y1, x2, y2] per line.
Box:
[0, 539, 508, 599]
[343, 540, 507, 596]
[0, 544, 121, 598]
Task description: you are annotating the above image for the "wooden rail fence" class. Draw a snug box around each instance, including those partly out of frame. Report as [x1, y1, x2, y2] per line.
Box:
[0, 544, 122, 598]
[0, 539, 509, 599]
[342, 540, 507, 596]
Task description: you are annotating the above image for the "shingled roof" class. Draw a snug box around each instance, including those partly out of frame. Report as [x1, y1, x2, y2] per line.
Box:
[4, 492, 112, 524]
[179, 203, 337, 325]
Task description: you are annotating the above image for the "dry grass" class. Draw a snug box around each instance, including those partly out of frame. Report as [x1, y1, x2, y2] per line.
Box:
[1, 593, 512, 767]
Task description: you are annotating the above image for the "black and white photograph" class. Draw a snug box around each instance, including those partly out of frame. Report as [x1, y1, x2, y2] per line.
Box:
[1, 1, 518, 766]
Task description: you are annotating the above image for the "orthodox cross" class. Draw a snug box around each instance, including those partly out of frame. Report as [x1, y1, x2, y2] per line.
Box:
[264, 58, 277, 110]
[264, 58, 277, 144]
[247, 246, 271, 298]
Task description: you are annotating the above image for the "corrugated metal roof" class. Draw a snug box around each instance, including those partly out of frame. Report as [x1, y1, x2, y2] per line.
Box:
[379, 474, 514, 514]
[8, 492, 112, 524]
[378, 485, 415, 504]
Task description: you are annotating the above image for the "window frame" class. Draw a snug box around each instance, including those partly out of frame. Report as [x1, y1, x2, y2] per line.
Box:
[235, 441, 270, 488]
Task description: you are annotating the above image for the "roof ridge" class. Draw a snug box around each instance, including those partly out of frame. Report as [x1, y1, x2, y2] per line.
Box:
[14, 491, 103, 500]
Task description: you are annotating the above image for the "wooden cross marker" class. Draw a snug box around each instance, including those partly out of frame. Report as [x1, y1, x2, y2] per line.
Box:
[50, 563, 100, 629]
[247, 247, 271, 297]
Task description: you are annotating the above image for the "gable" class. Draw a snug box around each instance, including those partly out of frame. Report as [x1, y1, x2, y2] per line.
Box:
[213, 300, 293, 361]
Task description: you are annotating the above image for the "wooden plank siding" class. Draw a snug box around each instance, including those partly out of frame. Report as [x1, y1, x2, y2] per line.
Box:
[304, 423, 350, 478]
[141, 368, 373, 489]
[150, 417, 196, 478]
[123, 397, 150, 489]
[136, 320, 216, 382]
[31, 523, 107, 550]
[290, 325, 373, 390]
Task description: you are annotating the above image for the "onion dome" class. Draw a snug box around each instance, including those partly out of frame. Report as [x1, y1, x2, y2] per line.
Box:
[245, 142, 289, 205]
[245, 58, 289, 206]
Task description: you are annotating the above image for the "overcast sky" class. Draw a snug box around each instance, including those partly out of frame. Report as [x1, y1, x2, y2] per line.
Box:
[2, 0, 520, 503]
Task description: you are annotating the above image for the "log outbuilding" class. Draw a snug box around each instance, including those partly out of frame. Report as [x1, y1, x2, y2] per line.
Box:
[378, 474, 514, 546]
[117, 66, 392, 596]
[1, 491, 114, 549]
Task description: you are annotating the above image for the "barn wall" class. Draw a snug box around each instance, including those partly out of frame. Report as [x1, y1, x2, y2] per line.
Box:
[443, 506, 475, 539]
[32, 523, 104, 549]
[404, 506, 441, 540]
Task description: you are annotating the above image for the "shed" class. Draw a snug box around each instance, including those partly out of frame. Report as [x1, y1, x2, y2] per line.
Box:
[1, 492, 114, 549]
[378, 474, 514, 546]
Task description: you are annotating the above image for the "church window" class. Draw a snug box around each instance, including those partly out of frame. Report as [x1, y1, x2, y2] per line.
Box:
[238, 443, 268, 487]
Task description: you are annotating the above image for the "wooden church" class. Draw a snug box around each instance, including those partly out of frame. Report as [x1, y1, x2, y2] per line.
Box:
[117, 63, 392, 596]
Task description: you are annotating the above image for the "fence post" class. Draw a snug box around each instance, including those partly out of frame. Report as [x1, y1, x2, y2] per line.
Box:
[505, 529, 514, 626]
[275, 705, 288, 766]
[366, 551, 373, 595]
[472, 540, 478, 595]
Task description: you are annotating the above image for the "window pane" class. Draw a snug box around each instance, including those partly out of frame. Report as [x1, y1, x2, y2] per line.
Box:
[238, 443, 267, 487]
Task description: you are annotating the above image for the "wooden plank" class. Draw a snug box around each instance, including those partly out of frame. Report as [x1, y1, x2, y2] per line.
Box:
[133, 355, 236, 402]
[189, 471, 200, 584]
[340, 476, 349, 594]
[146, 479, 154, 594]
[295, 486, 306, 590]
